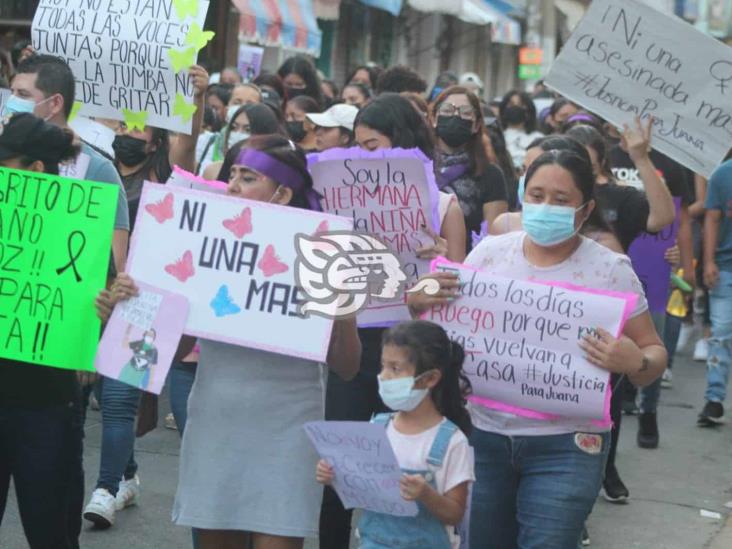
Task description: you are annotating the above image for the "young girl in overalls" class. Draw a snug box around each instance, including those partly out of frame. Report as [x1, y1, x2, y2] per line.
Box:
[317, 320, 475, 548]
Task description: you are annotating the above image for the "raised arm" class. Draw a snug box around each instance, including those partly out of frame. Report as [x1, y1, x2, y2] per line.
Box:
[169, 65, 209, 172]
[326, 316, 361, 381]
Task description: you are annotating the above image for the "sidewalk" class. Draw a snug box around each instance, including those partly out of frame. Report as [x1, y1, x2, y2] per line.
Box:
[1, 345, 731, 548]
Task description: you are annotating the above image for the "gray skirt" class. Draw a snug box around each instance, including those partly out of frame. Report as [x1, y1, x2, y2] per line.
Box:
[172, 340, 326, 537]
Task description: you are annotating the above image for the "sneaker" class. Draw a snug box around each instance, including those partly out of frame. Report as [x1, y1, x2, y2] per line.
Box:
[622, 398, 639, 416]
[115, 475, 140, 511]
[661, 370, 673, 389]
[698, 401, 725, 427]
[581, 526, 591, 546]
[164, 412, 177, 430]
[83, 488, 116, 528]
[602, 467, 629, 503]
[694, 339, 709, 362]
[676, 323, 693, 352]
[637, 412, 659, 449]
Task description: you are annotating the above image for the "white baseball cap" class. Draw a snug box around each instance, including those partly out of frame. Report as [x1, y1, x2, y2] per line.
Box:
[459, 72, 484, 91]
[306, 104, 359, 132]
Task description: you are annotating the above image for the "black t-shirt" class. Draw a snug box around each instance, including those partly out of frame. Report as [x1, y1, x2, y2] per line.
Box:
[608, 147, 694, 206]
[443, 162, 508, 250]
[595, 183, 650, 252]
[0, 358, 80, 408]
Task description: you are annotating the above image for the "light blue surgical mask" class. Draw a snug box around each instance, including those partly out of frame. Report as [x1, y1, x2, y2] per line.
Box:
[2, 95, 36, 117]
[522, 202, 586, 247]
[378, 374, 429, 412]
[517, 174, 526, 205]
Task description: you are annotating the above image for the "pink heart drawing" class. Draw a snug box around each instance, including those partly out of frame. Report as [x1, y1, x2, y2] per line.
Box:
[314, 220, 329, 235]
[145, 192, 174, 223]
[223, 207, 253, 238]
[257, 245, 289, 277]
[165, 250, 195, 282]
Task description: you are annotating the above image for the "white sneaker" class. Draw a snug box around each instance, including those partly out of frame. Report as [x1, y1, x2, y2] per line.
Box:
[115, 475, 140, 511]
[83, 488, 116, 528]
[676, 323, 693, 352]
[661, 369, 673, 389]
[694, 339, 709, 362]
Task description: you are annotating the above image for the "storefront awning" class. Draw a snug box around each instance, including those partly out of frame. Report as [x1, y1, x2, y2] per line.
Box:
[407, 0, 520, 44]
[358, 0, 403, 16]
[232, 0, 322, 56]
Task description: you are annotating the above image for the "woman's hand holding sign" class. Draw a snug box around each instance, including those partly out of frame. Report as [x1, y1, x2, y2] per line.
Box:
[416, 225, 448, 260]
[579, 328, 646, 376]
[406, 272, 461, 318]
[95, 273, 140, 322]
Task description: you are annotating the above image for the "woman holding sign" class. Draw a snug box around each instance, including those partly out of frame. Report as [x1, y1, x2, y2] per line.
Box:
[408, 149, 667, 548]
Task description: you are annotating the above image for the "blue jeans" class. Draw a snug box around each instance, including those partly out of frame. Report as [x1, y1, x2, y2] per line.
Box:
[0, 403, 78, 548]
[706, 270, 732, 403]
[639, 311, 667, 414]
[469, 429, 609, 549]
[96, 377, 141, 495]
[169, 362, 197, 436]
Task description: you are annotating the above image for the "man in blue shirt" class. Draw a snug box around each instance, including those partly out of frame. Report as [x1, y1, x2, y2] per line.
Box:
[699, 157, 732, 426]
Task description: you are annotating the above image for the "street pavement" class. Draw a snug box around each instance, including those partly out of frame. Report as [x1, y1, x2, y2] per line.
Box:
[2, 337, 731, 548]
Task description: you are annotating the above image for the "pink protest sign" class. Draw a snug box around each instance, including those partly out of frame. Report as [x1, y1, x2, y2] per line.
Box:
[167, 165, 228, 194]
[126, 183, 352, 362]
[95, 282, 189, 395]
[308, 148, 440, 327]
[422, 258, 637, 423]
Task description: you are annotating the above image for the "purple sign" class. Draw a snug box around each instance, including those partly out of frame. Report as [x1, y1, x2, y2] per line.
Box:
[627, 198, 681, 313]
[237, 44, 264, 82]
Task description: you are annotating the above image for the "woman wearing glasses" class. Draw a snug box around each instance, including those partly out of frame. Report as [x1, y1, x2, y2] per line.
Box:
[431, 87, 509, 251]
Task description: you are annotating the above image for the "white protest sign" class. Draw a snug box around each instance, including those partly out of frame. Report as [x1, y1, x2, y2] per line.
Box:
[117, 290, 164, 330]
[424, 259, 636, 421]
[308, 148, 440, 327]
[70, 116, 116, 158]
[0, 89, 9, 113]
[126, 183, 352, 361]
[59, 152, 91, 179]
[32, 0, 210, 134]
[545, 0, 732, 177]
[304, 421, 418, 517]
[166, 165, 227, 194]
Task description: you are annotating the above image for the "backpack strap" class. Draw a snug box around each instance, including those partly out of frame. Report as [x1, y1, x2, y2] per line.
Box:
[426, 419, 459, 467]
[371, 412, 394, 426]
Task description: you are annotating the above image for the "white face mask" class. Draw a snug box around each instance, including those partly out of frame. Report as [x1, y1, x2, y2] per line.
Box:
[2, 95, 53, 120]
[228, 130, 250, 146]
[377, 373, 430, 412]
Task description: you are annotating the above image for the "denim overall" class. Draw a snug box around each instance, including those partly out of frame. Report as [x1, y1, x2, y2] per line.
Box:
[358, 413, 458, 549]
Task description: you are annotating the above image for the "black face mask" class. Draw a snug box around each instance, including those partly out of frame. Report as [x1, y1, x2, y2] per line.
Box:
[436, 116, 474, 148]
[503, 105, 528, 126]
[285, 86, 307, 101]
[286, 120, 306, 143]
[113, 135, 148, 166]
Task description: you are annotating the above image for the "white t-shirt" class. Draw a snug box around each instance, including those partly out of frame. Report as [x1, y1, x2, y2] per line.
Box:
[464, 231, 648, 436]
[504, 128, 543, 170]
[387, 419, 474, 496]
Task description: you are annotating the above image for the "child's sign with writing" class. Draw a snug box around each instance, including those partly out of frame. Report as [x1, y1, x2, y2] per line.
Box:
[304, 421, 418, 517]
[95, 281, 188, 394]
[126, 183, 352, 362]
[544, 0, 732, 178]
[424, 258, 638, 422]
[308, 148, 440, 327]
[627, 197, 681, 312]
[32, 0, 211, 134]
[0, 167, 118, 370]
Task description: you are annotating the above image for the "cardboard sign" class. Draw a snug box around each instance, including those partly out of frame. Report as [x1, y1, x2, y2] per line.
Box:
[126, 183, 352, 361]
[544, 0, 732, 178]
[0, 167, 118, 370]
[69, 116, 116, 158]
[308, 148, 440, 327]
[627, 197, 681, 312]
[32, 0, 210, 134]
[304, 421, 418, 517]
[95, 281, 188, 394]
[166, 165, 227, 194]
[423, 258, 637, 422]
[237, 43, 264, 82]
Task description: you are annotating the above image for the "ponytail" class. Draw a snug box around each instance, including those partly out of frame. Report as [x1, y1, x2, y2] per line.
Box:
[382, 321, 473, 435]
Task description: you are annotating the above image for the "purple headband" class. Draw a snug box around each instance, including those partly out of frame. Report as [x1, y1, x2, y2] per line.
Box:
[566, 113, 597, 124]
[237, 148, 322, 211]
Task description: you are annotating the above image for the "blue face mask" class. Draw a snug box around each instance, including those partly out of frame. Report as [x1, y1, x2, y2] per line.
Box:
[2, 95, 36, 117]
[378, 374, 429, 412]
[522, 202, 585, 247]
[517, 174, 526, 205]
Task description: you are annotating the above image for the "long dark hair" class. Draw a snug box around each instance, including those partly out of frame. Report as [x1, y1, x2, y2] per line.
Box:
[277, 55, 324, 107]
[524, 147, 612, 235]
[431, 86, 491, 177]
[565, 124, 615, 182]
[382, 321, 472, 435]
[228, 103, 284, 139]
[354, 93, 435, 158]
[345, 65, 381, 89]
[498, 90, 538, 133]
